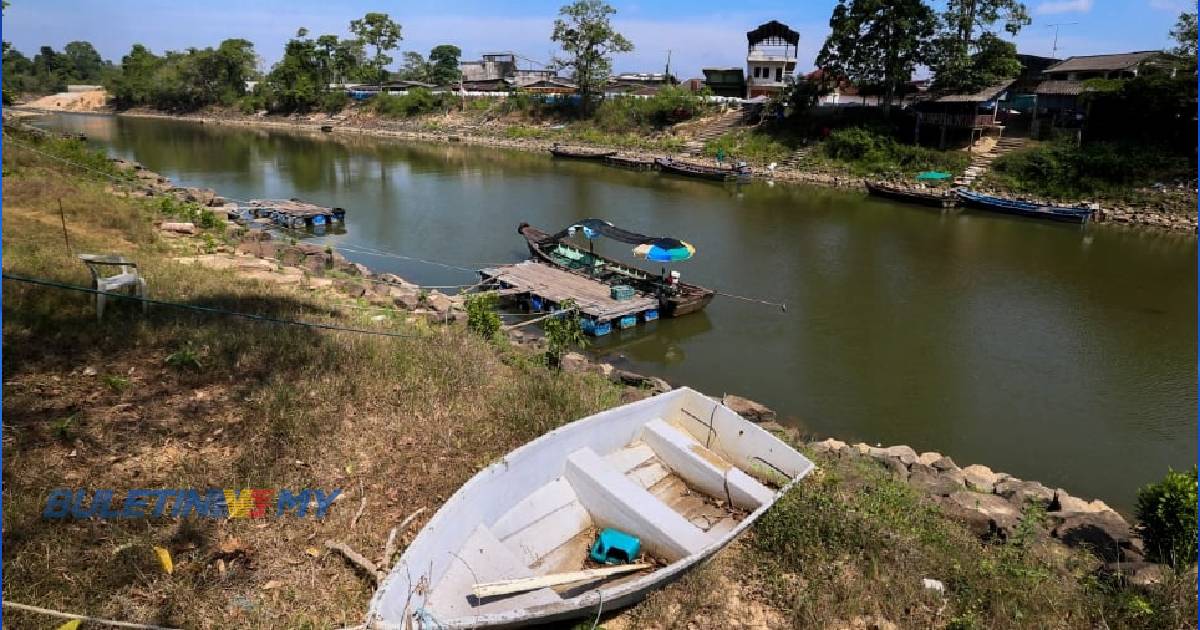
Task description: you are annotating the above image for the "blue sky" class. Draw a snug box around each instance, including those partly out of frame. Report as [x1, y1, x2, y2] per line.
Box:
[2, 0, 1191, 78]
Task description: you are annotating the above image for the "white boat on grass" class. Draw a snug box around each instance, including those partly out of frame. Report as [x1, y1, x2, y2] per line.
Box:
[366, 387, 815, 629]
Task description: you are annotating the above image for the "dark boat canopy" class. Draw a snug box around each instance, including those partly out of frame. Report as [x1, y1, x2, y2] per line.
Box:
[747, 20, 799, 47]
[538, 218, 690, 251]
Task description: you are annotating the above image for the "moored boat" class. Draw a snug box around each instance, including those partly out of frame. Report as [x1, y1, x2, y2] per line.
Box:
[954, 189, 1095, 224]
[866, 181, 956, 208]
[518, 222, 714, 318]
[366, 387, 815, 629]
[655, 157, 751, 182]
[549, 144, 619, 160]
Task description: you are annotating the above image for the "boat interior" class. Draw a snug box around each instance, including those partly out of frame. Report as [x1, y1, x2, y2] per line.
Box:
[387, 389, 812, 625]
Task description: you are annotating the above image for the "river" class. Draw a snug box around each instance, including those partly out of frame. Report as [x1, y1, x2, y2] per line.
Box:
[34, 112, 1198, 512]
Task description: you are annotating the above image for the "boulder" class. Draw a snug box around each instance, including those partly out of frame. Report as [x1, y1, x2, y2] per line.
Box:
[560, 352, 590, 373]
[868, 444, 919, 466]
[908, 464, 965, 497]
[160, 221, 197, 235]
[938, 490, 1021, 539]
[333, 279, 366, 298]
[871, 455, 909, 482]
[917, 451, 943, 466]
[931, 455, 958, 472]
[426, 291, 454, 314]
[722, 394, 776, 423]
[811, 438, 848, 455]
[994, 478, 1055, 508]
[1101, 561, 1166, 589]
[960, 464, 1006, 493]
[1050, 490, 1113, 515]
[1051, 511, 1131, 562]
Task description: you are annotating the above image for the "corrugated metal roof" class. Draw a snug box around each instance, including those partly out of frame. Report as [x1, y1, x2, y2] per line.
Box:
[932, 81, 1014, 103]
[1044, 51, 1160, 74]
[1035, 80, 1090, 96]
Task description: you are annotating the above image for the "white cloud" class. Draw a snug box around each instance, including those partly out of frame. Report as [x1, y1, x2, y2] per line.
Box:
[1148, 0, 1192, 11]
[1035, 0, 1094, 15]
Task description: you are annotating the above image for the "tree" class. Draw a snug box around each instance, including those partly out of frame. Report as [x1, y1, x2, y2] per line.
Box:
[1170, 11, 1197, 72]
[551, 0, 633, 115]
[395, 51, 429, 82]
[929, 0, 1029, 93]
[1136, 467, 1198, 569]
[427, 44, 461, 86]
[816, 0, 936, 113]
[62, 41, 106, 82]
[349, 12, 402, 88]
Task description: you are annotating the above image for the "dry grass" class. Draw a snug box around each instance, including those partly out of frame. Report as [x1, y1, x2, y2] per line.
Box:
[1, 138, 621, 628]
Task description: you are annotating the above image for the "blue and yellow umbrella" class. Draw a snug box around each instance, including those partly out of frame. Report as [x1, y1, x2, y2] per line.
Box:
[633, 238, 696, 262]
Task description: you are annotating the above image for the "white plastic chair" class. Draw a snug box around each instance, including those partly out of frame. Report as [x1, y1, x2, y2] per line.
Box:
[78, 254, 148, 321]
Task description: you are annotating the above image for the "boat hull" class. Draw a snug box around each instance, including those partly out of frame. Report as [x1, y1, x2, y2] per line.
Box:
[550, 148, 618, 160]
[655, 158, 750, 182]
[955, 190, 1092, 224]
[366, 388, 815, 629]
[866, 182, 956, 208]
[518, 224, 715, 319]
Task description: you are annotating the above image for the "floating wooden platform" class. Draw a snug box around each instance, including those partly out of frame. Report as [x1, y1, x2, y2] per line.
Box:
[480, 261, 659, 330]
[240, 198, 346, 229]
[604, 155, 658, 170]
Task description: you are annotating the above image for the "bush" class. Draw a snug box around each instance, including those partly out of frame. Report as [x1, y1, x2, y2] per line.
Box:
[593, 86, 708, 132]
[369, 88, 448, 118]
[465, 292, 502, 341]
[542, 299, 587, 367]
[704, 130, 792, 164]
[821, 127, 969, 176]
[989, 140, 1195, 200]
[1135, 467, 1198, 569]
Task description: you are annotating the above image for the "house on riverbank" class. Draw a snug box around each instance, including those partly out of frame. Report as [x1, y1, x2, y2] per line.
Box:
[745, 20, 800, 99]
[1031, 50, 1178, 134]
[912, 81, 1014, 148]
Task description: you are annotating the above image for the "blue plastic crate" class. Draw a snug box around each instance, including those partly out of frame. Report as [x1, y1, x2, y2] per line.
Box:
[617, 315, 637, 329]
[643, 309, 659, 322]
[589, 528, 641, 564]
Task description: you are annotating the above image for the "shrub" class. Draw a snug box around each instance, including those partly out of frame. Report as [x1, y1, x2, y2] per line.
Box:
[542, 299, 587, 367]
[1135, 467, 1198, 568]
[593, 86, 708, 132]
[369, 88, 447, 118]
[465, 292, 502, 341]
[989, 140, 1195, 200]
[821, 127, 969, 176]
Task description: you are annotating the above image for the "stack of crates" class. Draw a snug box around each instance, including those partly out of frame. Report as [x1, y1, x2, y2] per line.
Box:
[610, 285, 636, 301]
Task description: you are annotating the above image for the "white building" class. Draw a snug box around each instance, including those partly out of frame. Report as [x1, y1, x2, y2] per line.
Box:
[745, 20, 799, 99]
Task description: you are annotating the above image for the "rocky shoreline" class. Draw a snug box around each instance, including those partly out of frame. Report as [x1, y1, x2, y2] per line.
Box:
[27, 105, 1193, 234]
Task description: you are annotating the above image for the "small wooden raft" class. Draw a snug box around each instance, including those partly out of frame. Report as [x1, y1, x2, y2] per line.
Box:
[480, 261, 657, 322]
[240, 198, 346, 229]
[604, 154, 658, 170]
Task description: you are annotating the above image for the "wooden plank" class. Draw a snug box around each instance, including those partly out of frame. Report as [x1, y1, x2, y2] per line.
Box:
[471, 563, 653, 598]
[565, 447, 708, 562]
[481, 261, 656, 321]
[642, 418, 775, 511]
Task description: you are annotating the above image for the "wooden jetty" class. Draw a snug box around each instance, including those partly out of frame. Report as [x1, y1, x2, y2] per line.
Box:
[479, 261, 660, 336]
[240, 198, 346, 229]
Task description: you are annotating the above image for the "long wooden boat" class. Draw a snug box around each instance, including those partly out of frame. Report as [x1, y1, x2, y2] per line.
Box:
[549, 145, 619, 160]
[866, 181, 956, 209]
[366, 387, 815, 629]
[954, 189, 1094, 224]
[518, 223, 714, 318]
[655, 157, 751, 182]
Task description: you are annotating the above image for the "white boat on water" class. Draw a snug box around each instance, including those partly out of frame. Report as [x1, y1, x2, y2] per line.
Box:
[367, 387, 815, 629]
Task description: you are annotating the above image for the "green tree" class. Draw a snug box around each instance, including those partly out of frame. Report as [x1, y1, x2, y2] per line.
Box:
[929, 0, 1029, 93]
[542, 299, 588, 367]
[427, 44, 462, 85]
[395, 51, 429, 82]
[349, 12, 402, 88]
[62, 41, 106, 82]
[551, 0, 633, 115]
[816, 0, 936, 113]
[1170, 11, 1197, 72]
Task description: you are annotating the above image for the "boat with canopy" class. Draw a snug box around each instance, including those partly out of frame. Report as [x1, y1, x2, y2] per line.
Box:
[517, 220, 714, 318]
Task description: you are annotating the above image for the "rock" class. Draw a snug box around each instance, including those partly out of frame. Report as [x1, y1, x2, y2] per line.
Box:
[333, 279, 366, 298]
[994, 478, 1055, 508]
[931, 455, 958, 472]
[560, 352, 590, 373]
[1050, 490, 1113, 515]
[811, 438, 848, 454]
[426, 291, 454, 313]
[1101, 561, 1166, 589]
[721, 394, 776, 423]
[868, 444, 919, 466]
[960, 464, 1006, 493]
[871, 455, 909, 481]
[1051, 511, 1131, 562]
[917, 451, 942, 466]
[619, 387, 651, 404]
[160, 221, 197, 235]
[921, 578, 945, 594]
[908, 465, 965, 497]
[938, 490, 1020, 539]
[593, 363, 615, 379]
[644, 377, 672, 395]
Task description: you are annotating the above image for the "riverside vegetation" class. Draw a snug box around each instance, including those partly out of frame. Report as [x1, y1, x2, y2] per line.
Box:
[2, 132, 1197, 629]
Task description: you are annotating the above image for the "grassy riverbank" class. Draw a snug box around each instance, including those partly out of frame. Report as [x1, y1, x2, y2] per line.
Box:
[3, 136, 1195, 628]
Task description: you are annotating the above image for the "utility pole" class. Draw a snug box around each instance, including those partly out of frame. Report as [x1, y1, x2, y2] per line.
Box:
[1046, 22, 1078, 59]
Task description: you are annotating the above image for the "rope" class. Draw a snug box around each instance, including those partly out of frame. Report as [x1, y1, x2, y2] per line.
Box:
[1, 601, 179, 630]
[2, 273, 425, 339]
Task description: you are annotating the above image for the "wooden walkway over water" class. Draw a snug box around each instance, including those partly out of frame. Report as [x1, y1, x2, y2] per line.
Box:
[480, 261, 657, 322]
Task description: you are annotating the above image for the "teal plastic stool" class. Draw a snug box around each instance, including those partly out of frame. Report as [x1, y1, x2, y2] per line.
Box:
[589, 528, 641, 564]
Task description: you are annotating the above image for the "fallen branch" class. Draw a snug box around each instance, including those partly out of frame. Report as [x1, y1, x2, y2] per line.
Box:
[325, 540, 381, 585]
[351, 479, 367, 529]
[1, 601, 179, 629]
[382, 506, 427, 570]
